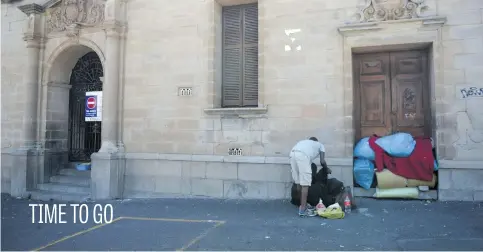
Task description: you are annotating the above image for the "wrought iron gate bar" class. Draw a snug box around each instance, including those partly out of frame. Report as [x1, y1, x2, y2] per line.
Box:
[68, 52, 103, 162]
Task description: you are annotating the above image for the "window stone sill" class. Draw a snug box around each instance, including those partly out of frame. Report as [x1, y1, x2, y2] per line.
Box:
[203, 106, 268, 117]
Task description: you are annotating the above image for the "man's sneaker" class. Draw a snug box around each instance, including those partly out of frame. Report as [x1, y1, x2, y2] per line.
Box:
[307, 205, 316, 211]
[298, 207, 317, 217]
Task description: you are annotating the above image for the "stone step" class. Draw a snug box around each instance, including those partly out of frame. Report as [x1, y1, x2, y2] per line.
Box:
[50, 175, 90, 186]
[38, 183, 91, 194]
[28, 190, 91, 203]
[58, 169, 91, 178]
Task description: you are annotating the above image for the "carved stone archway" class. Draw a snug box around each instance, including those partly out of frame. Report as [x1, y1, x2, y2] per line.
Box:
[9, 0, 126, 200]
[41, 42, 105, 181]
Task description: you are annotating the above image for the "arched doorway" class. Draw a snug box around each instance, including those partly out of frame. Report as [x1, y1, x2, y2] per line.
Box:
[68, 52, 103, 162]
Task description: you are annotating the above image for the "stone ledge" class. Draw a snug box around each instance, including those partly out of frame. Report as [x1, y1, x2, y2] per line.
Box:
[439, 160, 483, 170]
[203, 106, 268, 117]
[338, 16, 447, 35]
[1, 149, 14, 154]
[124, 153, 353, 166]
[91, 151, 125, 160]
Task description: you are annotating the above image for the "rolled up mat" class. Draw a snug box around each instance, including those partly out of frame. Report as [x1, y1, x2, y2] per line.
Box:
[376, 169, 407, 189]
[374, 187, 419, 199]
[376, 169, 437, 189]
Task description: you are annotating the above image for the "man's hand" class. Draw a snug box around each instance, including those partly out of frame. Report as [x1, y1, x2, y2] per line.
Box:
[321, 160, 331, 174]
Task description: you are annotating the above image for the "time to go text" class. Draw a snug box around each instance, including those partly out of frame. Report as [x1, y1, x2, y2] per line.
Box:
[29, 203, 114, 224]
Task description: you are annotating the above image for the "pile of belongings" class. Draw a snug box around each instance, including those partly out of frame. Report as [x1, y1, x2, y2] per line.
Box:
[353, 133, 438, 198]
[290, 163, 355, 216]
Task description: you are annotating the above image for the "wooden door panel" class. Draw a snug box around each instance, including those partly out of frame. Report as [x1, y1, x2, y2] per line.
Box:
[390, 51, 429, 137]
[394, 78, 424, 127]
[360, 81, 388, 126]
[354, 54, 392, 141]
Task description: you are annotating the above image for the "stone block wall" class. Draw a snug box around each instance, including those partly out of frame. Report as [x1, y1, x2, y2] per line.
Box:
[121, 0, 358, 199]
[437, 0, 483, 161]
[1, 152, 13, 193]
[1, 2, 29, 150]
[122, 154, 353, 199]
[1, 1, 29, 192]
[118, 0, 483, 200]
[436, 0, 483, 200]
[122, 0, 358, 160]
[120, 0, 479, 160]
[438, 168, 483, 201]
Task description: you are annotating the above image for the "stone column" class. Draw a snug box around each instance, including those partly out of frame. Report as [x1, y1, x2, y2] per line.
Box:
[19, 4, 43, 148]
[98, 24, 121, 153]
[11, 4, 44, 197]
[91, 0, 125, 200]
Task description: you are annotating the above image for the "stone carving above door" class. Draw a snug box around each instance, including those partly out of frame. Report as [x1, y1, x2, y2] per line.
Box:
[355, 0, 431, 23]
[46, 0, 105, 33]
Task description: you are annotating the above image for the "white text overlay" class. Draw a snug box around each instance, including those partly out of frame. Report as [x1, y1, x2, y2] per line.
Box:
[29, 204, 114, 224]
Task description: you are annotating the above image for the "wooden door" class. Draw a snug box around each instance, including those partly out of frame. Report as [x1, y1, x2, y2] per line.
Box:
[353, 50, 430, 142]
[354, 53, 392, 141]
[390, 51, 429, 137]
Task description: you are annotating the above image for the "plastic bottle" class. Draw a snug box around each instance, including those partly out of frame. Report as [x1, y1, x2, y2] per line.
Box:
[316, 198, 326, 215]
[344, 195, 351, 213]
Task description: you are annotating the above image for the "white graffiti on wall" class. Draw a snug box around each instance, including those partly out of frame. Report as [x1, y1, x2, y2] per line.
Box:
[284, 28, 302, 52]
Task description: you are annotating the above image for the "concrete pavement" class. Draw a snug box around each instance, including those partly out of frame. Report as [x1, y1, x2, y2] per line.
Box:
[1, 193, 483, 251]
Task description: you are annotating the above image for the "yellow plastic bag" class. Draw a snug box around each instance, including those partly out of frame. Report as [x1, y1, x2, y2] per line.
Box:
[318, 203, 345, 219]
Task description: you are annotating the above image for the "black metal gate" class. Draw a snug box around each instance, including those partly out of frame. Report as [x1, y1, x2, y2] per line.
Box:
[68, 52, 103, 162]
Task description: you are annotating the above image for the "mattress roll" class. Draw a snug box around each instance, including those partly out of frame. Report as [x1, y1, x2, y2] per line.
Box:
[374, 187, 419, 199]
[376, 169, 436, 189]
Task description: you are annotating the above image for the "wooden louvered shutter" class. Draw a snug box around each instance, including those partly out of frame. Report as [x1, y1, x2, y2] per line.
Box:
[242, 4, 258, 107]
[222, 4, 258, 107]
[222, 6, 243, 107]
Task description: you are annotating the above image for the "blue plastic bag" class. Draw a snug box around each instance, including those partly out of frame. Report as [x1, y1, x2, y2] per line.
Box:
[375, 132, 416, 157]
[354, 137, 375, 160]
[353, 158, 375, 190]
[434, 160, 439, 171]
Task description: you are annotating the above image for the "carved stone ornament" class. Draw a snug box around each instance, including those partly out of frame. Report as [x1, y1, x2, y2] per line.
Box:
[66, 23, 80, 42]
[46, 0, 105, 33]
[355, 0, 430, 23]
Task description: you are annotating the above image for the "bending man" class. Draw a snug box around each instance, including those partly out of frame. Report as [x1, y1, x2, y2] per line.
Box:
[289, 137, 327, 217]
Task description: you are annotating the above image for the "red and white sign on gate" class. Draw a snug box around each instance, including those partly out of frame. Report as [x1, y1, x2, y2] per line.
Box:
[86, 97, 97, 109]
[85, 91, 102, 122]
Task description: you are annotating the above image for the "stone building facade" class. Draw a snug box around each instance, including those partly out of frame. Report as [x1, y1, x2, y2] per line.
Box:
[1, 0, 483, 201]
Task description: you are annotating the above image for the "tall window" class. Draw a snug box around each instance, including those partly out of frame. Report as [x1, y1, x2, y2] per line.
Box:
[222, 3, 258, 107]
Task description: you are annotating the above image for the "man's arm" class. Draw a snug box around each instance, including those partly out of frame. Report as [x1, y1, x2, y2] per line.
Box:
[319, 151, 331, 174]
[319, 150, 326, 166]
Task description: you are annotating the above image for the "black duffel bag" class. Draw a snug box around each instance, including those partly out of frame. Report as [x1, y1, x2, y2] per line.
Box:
[290, 164, 345, 207]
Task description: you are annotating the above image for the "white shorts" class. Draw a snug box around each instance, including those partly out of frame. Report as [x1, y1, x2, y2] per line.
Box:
[289, 150, 312, 186]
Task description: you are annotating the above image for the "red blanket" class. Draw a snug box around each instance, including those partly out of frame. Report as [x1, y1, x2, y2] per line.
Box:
[368, 135, 434, 181]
